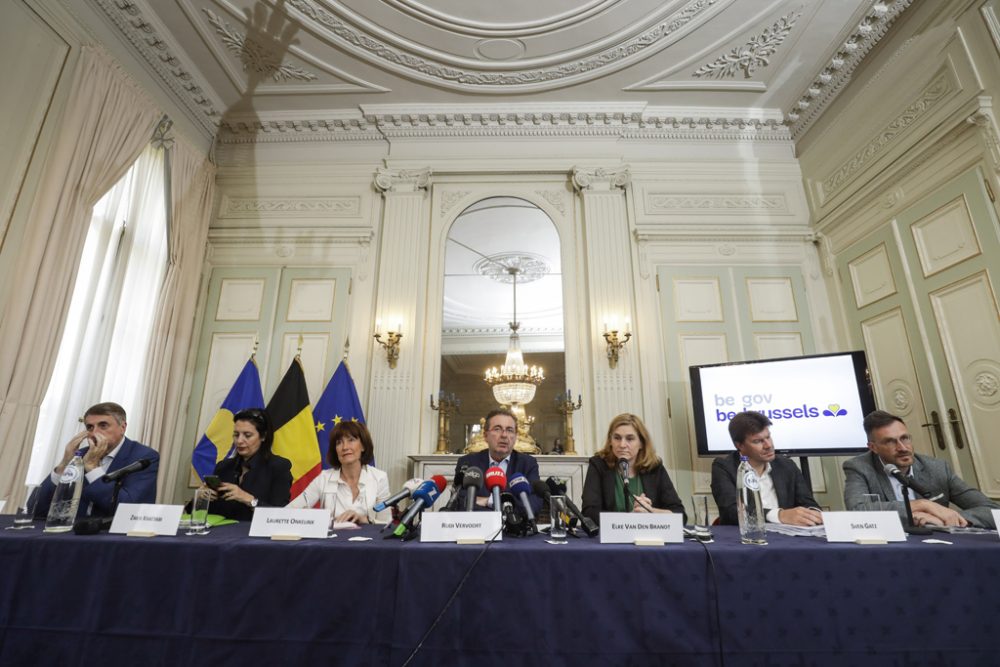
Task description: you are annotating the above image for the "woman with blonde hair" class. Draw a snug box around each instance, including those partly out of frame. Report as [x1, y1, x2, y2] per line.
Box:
[581, 413, 686, 524]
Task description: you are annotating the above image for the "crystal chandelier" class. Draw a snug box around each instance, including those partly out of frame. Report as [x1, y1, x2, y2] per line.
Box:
[484, 266, 544, 406]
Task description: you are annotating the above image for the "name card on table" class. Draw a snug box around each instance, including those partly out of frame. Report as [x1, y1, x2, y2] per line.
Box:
[599, 512, 683, 545]
[993, 510, 1000, 538]
[110, 503, 183, 536]
[249, 508, 328, 539]
[823, 511, 906, 543]
[420, 512, 503, 543]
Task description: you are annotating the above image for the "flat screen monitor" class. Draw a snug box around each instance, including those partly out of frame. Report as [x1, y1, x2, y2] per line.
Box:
[689, 351, 877, 457]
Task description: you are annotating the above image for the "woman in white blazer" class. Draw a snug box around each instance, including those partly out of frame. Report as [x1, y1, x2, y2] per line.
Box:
[287, 421, 390, 524]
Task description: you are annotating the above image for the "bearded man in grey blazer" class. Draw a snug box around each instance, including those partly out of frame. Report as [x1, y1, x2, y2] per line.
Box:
[843, 410, 999, 529]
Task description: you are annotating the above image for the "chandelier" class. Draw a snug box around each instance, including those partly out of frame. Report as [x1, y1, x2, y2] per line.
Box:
[484, 266, 544, 406]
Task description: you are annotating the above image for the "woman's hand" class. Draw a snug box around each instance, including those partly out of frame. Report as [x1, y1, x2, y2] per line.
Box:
[198, 484, 218, 501]
[335, 509, 369, 524]
[633, 493, 668, 514]
[217, 482, 254, 506]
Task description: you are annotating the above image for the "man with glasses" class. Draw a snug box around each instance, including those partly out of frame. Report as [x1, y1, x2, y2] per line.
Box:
[454, 408, 542, 514]
[843, 410, 998, 528]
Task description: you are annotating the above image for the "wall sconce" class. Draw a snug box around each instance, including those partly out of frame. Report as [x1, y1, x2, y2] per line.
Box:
[373, 320, 402, 369]
[603, 319, 631, 369]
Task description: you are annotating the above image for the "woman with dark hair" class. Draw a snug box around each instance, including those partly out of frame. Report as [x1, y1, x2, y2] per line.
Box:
[198, 408, 292, 521]
[581, 413, 686, 525]
[286, 420, 390, 524]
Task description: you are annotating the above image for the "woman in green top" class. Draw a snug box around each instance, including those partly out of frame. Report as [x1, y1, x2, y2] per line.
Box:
[581, 413, 687, 525]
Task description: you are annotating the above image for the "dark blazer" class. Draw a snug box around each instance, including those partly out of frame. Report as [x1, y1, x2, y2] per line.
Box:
[843, 451, 999, 529]
[33, 437, 160, 519]
[581, 455, 687, 525]
[711, 452, 817, 526]
[454, 449, 542, 515]
[207, 452, 292, 522]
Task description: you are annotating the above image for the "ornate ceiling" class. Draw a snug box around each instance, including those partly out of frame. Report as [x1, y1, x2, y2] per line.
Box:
[85, 0, 913, 143]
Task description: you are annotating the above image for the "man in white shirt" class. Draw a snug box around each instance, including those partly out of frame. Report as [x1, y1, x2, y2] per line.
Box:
[711, 410, 823, 527]
[33, 402, 159, 519]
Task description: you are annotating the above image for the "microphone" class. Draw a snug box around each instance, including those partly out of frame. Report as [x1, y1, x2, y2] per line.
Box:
[883, 463, 944, 502]
[485, 466, 507, 511]
[443, 467, 466, 510]
[617, 458, 653, 513]
[462, 466, 484, 512]
[100, 458, 151, 483]
[374, 478, 424, 512]
[543, 476, 599, 537]
[393, 477, 446, 536]
[507, 473, 536, 523]
[500, 492, 528, 535]
[617, 457, 629, 482]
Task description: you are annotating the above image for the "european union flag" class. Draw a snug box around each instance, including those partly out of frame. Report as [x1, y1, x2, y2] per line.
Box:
[313, 361, 366, 468]
[191, 358, 265, 480]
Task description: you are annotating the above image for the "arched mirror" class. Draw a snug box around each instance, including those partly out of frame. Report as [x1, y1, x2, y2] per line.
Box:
[440, 197, 564, 453]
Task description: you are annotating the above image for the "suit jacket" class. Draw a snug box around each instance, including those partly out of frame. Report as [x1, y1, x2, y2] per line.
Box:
[843, 451, 999, 529]
[581, 455, 687, 525]
[287, 465, 391, 523]
[33, 437, 159, 519]
[454, 450, 542, 515]
[711, 452, 817, 526]
[208, 452, 292, 522]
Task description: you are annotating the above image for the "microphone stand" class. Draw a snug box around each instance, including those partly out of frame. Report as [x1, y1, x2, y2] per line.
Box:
[900, 491, 932, 536]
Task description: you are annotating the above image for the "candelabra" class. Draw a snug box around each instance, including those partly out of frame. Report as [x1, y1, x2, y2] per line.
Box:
[430, 391, 461, 454]
[554, 389, 583, 455]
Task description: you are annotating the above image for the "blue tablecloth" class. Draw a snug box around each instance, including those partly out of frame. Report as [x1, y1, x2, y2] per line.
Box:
[1, 518, 998, 666]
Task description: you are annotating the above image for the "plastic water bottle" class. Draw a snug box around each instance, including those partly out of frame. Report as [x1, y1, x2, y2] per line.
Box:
[736, 455, 767, 545]
[44, 449, 86, 533]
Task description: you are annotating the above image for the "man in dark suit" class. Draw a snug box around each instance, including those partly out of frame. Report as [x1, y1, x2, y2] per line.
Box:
[454, 408, 541, 515]
[843, 410, 998, 529]
[33, 402, 159, 519]
[711, 410, 822, 526]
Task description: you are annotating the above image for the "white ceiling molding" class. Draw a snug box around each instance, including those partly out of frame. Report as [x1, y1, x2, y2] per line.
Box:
[786, 0, 915, 137]
[217, 104, 792, 143]
[384, 0, 621, 38]
[693, 10, 800, 79]
[91, 0, 223, 134]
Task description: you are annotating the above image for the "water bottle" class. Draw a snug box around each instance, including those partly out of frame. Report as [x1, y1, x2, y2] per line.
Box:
[736, 455, 767, 545]
[44, 449, 87, 533]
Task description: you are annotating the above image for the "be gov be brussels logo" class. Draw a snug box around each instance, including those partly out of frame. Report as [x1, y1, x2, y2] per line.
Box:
[714, 394, 851, 422]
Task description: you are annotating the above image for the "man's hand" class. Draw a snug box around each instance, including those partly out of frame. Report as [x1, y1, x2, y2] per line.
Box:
[911, 499, 967, 527]
[55, 430, 92, 475]
[475, 496, 489, 508]
[81, 432, 113, 473]
[777, 506, 824, 526]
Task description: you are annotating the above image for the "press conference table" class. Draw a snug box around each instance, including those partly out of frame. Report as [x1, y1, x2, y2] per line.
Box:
[1, 518, 998, 667]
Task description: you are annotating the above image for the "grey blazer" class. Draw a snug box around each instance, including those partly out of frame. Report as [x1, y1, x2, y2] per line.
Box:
[842, 451, 999, 528]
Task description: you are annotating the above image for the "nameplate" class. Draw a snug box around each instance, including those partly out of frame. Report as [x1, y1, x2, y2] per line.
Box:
[0, 500, 6, 513]
[110, 503, 183, 536]
[599, 513, 683, 544]
[420, 512, 502, 543]
[823, 511, 905, 543]
[992, 510, 1000, 538]
[249, 508, 328, 539]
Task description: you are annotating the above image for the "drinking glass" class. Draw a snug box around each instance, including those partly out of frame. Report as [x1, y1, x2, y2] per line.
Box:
[549, 495, 568, 542]
[860, 493, 881, 513]
[6, 485, 38, 530]
[691, 495, 710, 529]
[186, 487, 211, 536]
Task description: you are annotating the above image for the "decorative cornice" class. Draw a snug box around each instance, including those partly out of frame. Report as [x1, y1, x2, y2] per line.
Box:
[572, 166, 631, 192]
[286, 0, 720, 92]
[203, 9, 316, 82]
[646, 193, 788, 214]
[207, 227, 374, 245]
[374, 167, 432, 193]
[787, 0, 915, 138]
[536, 190, 567, 215]
[966, 96, 1000, 169]
[440, 190, 472, 215]
[820, 68, 954, 203]
[216, 108, 793, 144]
[92, 0, 221, 135]
[219, 196, 361, 218]
[693, 11, 800, 79]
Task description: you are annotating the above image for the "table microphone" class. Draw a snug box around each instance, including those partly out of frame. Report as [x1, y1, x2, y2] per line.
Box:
[101, 459, 151, 483]
[462, 466, 484, 512]
[883, 463, 944, 502]
[507, 473, 536, 523]
[374, 478, 424, 512]
[393, 477, 446, 536]
[541, 477, 598, 537]
[485, 466, 506, 512]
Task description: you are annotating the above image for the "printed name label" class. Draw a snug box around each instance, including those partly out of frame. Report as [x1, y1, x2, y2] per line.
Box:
[823, 511, 905, 542]
[249, 508, 328, 538]
[421, 512, 503, 543]
[600, 512, 682, 544]
[110, 503, 183, 535]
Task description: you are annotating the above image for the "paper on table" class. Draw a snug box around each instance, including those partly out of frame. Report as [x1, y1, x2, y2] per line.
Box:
[765, 523, 826, 538]
[332, 521, 361, 530]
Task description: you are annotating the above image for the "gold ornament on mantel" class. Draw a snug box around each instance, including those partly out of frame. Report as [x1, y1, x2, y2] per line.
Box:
[463, 404, 540, 455]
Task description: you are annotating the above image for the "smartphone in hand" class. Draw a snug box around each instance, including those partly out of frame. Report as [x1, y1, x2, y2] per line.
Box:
[205, 475, 221, 490]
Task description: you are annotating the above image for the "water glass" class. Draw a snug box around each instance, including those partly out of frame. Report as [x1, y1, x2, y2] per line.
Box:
[691, 495, 710, 529]
[186, 487, 211, 536]
[6, 485, 38, 530]
[549, 495, 568, 541]
[860, 493, 881, 513]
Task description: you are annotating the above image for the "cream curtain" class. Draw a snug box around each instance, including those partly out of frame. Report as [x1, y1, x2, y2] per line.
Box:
[138, 135, 216, 501]
[0, 46, 161, 503]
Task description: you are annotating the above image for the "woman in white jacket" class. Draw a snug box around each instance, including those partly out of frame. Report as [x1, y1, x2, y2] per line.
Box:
[287, 420, 390, 524]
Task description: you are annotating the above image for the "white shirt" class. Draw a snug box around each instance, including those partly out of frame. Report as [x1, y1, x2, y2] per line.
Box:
[886, 468, 917, 502]
[756, 463, 783, 524]
[287, 465, 391, 523]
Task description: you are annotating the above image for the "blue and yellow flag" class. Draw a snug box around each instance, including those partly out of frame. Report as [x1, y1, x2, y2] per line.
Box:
[267, 357, 322, 499]
[191, 358, 264, 480]
[313, 361, 366, 468]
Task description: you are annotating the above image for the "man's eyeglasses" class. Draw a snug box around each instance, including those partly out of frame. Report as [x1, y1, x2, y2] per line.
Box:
[489, 426, 517, 436]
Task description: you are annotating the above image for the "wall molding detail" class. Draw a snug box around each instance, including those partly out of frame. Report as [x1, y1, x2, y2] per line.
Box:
[374, 167, 432, 193]
[693, 11, 799, 79]
[219, 196, 361, 218]
[572, 166, 631, 192]
[645, 193, 788, 214]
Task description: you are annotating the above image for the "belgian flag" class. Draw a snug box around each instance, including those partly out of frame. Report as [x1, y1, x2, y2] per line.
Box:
[267, 357, 321, 499]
